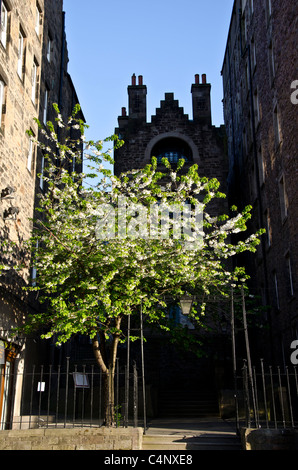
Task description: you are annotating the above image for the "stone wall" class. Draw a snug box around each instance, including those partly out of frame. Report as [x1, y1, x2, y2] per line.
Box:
[241, 428, 298, 451]
[221, 0, 298, 362]
[0, 427, 143, 451]
[0, 0, 83, 428]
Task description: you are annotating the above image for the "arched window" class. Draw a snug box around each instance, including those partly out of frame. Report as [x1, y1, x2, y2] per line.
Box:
[151, 137, 193, 165]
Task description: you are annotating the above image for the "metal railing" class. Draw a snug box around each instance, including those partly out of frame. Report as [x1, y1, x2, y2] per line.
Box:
[236, 359, 298, 430]
[1, 358, 143, 430]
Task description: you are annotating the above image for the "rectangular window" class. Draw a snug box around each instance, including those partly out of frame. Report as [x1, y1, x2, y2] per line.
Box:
[253, 90, 260, 127]
[35, 4, 41, 36]
[39, 153, 45, 190]
[265, 209, 272, 247]
[31, 59, 38, 103]
[286, 254, 294, 297]
[258, 146, 265, 184]
[27, 136, 35, 173]
[251, 39, 256, 71]
[0, 1, 8, 48]
[273, 105, 281, 146]
[0, 79, 4, 128]
[279, 174, 288, 221]
[17, 29, 25, 79]
[43, 87, 48, 124]
[273, 271, 280, 310]
[250, 0, 254, 15]
[269, 42, 275, 81]
[32, 240, 38, 286]
[47, 35, 52, 62]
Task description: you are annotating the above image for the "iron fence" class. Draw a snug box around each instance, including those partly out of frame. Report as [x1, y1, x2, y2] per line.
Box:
[1, 358, 144, 430]
[236, 359, 298, 430]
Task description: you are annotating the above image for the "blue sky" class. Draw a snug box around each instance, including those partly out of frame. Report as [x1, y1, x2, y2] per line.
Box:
[63, 0, 234, 144]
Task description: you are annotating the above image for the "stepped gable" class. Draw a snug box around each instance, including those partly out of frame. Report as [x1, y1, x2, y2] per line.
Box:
[151, 93, 189, 126]
[114, 74, 228, 199]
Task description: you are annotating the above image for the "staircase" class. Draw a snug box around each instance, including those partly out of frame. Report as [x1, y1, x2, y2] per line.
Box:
[142, 388, 242, 450]
[158, 389, 219, 418]
[142, 433, 242, 450]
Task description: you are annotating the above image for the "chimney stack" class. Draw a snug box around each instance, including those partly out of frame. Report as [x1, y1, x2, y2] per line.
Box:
[128, 74, 147, 121]
[191, 74, 211, 126]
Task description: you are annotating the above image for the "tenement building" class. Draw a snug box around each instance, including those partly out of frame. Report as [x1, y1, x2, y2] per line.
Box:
[114, 74, 229, 411]
[221, 0, 297, 365]
[0, 0, 83, 429]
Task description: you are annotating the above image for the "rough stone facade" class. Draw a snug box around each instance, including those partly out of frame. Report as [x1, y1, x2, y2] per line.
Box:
[0, 0, 83, 429]
[115, 74, 228, 210]
[222, 0, 298, 364]
[0, 427, 143, 450]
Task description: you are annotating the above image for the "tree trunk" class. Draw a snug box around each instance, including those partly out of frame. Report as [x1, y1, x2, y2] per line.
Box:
[92, 318, 121, 426]
[102, 369, 115, 426]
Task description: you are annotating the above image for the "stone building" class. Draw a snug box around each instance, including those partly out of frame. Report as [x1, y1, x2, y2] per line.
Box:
[0, 0, 83, 428]
[221, 0, 297, 365]
[115, 73, 227, 196]
[114, 74, 229, 411]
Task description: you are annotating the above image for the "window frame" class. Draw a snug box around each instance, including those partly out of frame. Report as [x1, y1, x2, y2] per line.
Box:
[35, 2, 42, 38]
[43, 86, 48, 124]
[27, 134, 35, 173]
[0, 1, 8, 49]
[0, 78, 5, 128]
[278, 174, 289, 222]
[285, 253, 294, 298]
[31, 57, 39, 105]
[273, 271, 280, 310]
[17, 28, 25, 80]
[46, 33, 52, 62]
[273, 104, 282, 147]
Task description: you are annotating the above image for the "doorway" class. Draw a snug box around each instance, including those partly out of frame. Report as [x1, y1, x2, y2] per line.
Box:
[0, 347, 16, 430]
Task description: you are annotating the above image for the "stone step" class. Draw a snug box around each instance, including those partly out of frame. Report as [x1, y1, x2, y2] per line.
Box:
[158, 391, 219, 418]
[142, 434, 242, 451]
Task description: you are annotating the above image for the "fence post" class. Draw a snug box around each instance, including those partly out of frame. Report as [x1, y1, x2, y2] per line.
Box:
[278, 366, 286, 428]
[260, 359, 269, 428]
[29, 365, 35, 429]
[90, 365, 94, 427]
[243, 360, 250, 427]
[38, 365, 44, 426]
[286, 366, 294, 428]
[241, 286, 258, 427]
[124, 365, 128, 427]
[64, 357, 70, 428]
[125, 315, 131, 428]
[230, 286, 240, 434]
[116, 359, 119, 428]
[133, 361, 138, 428]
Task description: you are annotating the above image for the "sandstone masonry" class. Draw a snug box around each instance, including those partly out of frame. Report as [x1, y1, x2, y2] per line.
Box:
[222, 0, 298, 364]
[0, 0, 83, 430]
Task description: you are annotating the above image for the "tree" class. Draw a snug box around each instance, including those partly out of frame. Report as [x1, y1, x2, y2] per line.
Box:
[10, 105, 264, 425]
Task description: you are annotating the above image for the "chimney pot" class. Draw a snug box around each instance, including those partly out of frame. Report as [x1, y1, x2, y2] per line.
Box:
[202, 74, 207, 84]
[195, 74, 200, 84]
[138, 75, 143, 86]
[122, 107, 127, 117]
[132, 74, 136, 86]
